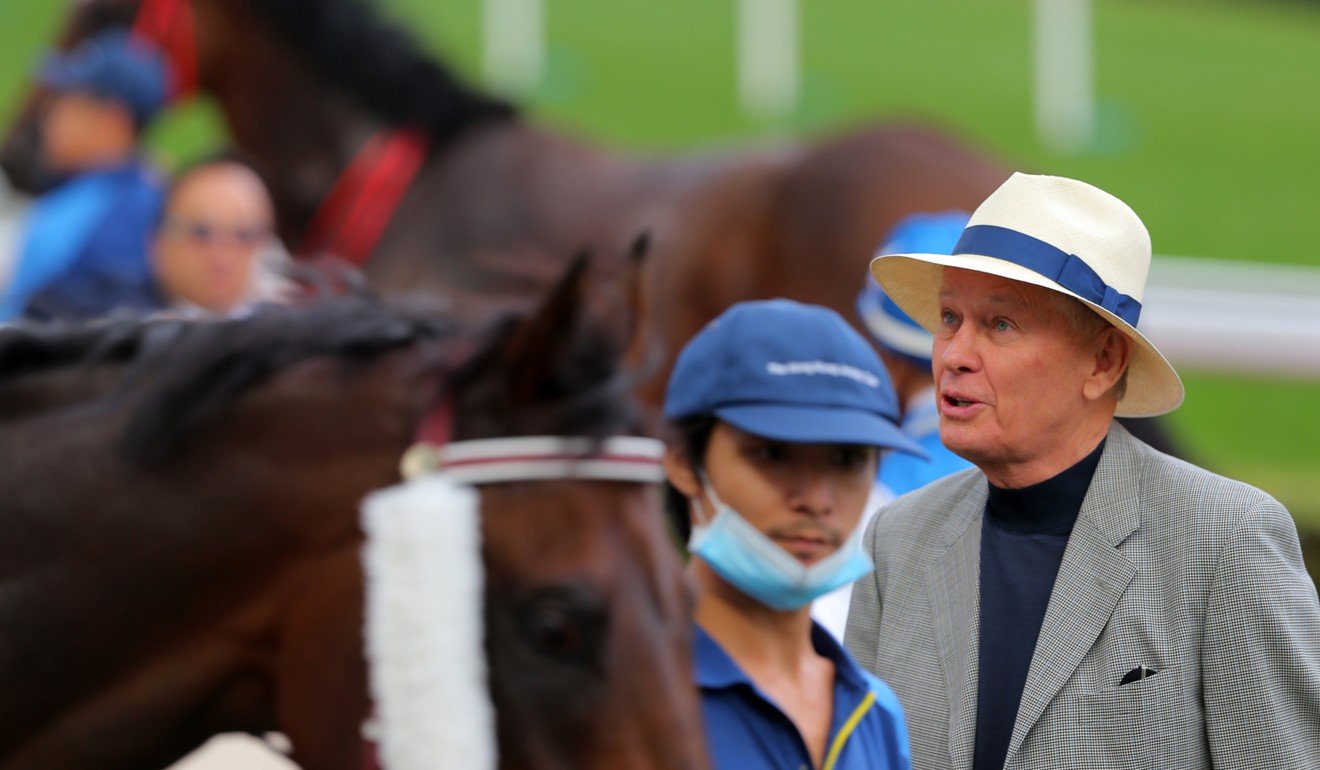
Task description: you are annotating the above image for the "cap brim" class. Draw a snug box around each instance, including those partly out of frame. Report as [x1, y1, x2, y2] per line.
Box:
[870, 252, 1185, 417]
[715, 403, 928, 458]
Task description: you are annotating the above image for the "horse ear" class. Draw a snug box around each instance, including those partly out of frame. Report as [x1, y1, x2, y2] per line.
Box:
[620, 229, 662, 379]
[498, 250, 592, 404]
[622, 229, 650, 335]
[628, 230, 651, 264]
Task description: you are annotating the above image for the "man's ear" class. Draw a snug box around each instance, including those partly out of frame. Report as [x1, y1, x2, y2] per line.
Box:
[663, 446, 701, 500]
[1083, 327, 1132, 401]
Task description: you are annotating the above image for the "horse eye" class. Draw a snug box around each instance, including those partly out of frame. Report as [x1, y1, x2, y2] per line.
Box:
[516, 589, 605, 669]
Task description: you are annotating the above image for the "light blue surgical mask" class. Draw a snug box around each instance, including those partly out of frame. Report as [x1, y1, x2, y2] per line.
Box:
[688, 480, 874, 611]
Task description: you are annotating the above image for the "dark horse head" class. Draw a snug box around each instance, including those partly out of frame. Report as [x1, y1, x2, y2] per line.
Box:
[0, 260, 707, 770]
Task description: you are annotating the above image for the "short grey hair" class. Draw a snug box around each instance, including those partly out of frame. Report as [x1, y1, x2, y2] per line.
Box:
[1047, 292, 1130, 401]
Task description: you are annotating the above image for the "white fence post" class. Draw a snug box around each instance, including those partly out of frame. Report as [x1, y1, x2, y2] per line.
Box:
[737, 0, 799, 122]
[1033, 0, 1094, 153]
[482, 0, 545, 97]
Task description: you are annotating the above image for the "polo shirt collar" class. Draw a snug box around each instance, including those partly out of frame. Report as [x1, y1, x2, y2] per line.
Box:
[694, 621, 871, 697]
[694, 623, 748, 689]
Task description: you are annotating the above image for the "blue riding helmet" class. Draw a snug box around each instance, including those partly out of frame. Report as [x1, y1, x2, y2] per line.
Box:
[39, 30, 168, 126]
[856, 210, 970, 367]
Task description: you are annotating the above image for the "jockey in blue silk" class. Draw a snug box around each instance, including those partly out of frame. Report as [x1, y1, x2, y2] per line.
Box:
[1, 31, 168, 322]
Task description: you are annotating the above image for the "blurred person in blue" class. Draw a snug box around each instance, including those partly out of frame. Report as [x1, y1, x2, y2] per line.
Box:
[813, 212, 976, 639]
[857, 212, 975, 498]
[662, 299, 921, 770]
[0, 31, 167, 322]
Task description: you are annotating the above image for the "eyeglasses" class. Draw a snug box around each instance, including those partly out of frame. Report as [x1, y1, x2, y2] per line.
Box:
[162, 217, 272, 248]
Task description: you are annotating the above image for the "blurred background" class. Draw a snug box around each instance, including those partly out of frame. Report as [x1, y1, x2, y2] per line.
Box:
[2, 0, 1317, 543]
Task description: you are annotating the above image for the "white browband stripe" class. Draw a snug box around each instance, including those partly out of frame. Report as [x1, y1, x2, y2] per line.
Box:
[400, 436, 666, 485]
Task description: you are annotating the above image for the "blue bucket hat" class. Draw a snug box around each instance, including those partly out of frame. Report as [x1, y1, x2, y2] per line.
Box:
[39, 30, 168, 126]
[665, 299, 925, 455]
[856, 211, 970, 367]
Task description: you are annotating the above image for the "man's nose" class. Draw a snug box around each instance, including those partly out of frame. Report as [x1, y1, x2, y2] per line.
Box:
[938, 323, 980, 373]
[791, 473, 836, 517]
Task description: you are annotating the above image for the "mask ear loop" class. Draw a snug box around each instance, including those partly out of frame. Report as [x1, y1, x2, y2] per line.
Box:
[691, 471, 724, 527]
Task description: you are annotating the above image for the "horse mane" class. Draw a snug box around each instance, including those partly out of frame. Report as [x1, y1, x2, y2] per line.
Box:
[0, 299, 458, 460]
[0, 291, 641, 466]
[449, 311, 643, 444]
[0, 318, 152, 381]
[242, 0, 517, 140]
[120, 298, 464, 463]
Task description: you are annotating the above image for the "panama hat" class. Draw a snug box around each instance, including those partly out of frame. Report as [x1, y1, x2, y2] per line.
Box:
[869, 172, 1184, 417]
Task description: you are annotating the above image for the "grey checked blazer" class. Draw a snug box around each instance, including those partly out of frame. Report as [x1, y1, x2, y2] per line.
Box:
[844, 423, 1320, 770]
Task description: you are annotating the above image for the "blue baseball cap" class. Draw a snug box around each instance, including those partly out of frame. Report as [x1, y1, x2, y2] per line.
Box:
[857, 211, 970, 366]
[39, 31, 168, 126]
[665, 299, 925, 455]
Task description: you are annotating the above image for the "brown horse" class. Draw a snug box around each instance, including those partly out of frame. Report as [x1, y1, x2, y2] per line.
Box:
[0, 262, 707, 769]
[0, 0, 1010, 397]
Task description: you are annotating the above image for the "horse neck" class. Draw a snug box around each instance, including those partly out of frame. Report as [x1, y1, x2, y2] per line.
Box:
[198, 1, 383, 245]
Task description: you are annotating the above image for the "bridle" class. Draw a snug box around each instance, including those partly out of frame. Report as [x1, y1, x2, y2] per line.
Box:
[400, 435, 666, 486]
[131, 0, 198, 100]
[131, 0, 430, 267]
[362, 427, 666, 770]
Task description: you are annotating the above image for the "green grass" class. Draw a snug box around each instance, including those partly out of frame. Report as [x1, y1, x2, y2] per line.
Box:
[3, 0, 1318, 521]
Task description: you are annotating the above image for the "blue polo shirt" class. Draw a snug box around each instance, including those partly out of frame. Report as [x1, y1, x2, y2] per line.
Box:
[696, 622, 911, 770]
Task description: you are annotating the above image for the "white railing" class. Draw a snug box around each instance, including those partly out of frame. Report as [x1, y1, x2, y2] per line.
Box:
[1144, 256, 1320, 377]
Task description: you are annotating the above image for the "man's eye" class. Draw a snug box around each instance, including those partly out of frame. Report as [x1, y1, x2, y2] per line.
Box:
[940, 310, 957, 325]
[754, 444, 790, 462]
[994, 318, 1013, 332]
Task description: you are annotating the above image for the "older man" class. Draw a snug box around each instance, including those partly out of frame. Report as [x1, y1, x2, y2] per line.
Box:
[844, 172, 1320, 770]
[151, 155, 285, 314]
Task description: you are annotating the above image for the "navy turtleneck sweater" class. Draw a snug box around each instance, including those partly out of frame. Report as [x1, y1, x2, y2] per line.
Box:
[972, 439, 1106, 770]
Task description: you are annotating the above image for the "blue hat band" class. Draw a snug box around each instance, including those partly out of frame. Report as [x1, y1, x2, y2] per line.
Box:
[953, 224, 1142, 327]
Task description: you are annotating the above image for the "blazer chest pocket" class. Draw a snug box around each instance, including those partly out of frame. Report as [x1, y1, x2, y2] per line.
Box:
[1059, 668, 1204, 768]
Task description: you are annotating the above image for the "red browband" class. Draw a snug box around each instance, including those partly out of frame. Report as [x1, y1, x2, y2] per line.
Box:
[132, 0, 198, 100]
[132, 0, 427, 267]
[297, 130, 430, 267]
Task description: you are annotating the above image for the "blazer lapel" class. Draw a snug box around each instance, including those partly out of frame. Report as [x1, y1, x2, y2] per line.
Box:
[922, 479, 987, 770]
[1003, 424, 1142, 765]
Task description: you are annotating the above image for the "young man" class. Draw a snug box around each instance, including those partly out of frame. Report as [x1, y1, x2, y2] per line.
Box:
[1, 31, 166, 321]
[846, 172, 1320, 770]
[663, 299, 921, 770]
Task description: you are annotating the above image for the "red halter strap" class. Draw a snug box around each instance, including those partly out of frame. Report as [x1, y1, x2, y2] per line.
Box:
[296, 129, 430, 267]
[131, 0, 199, 100]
